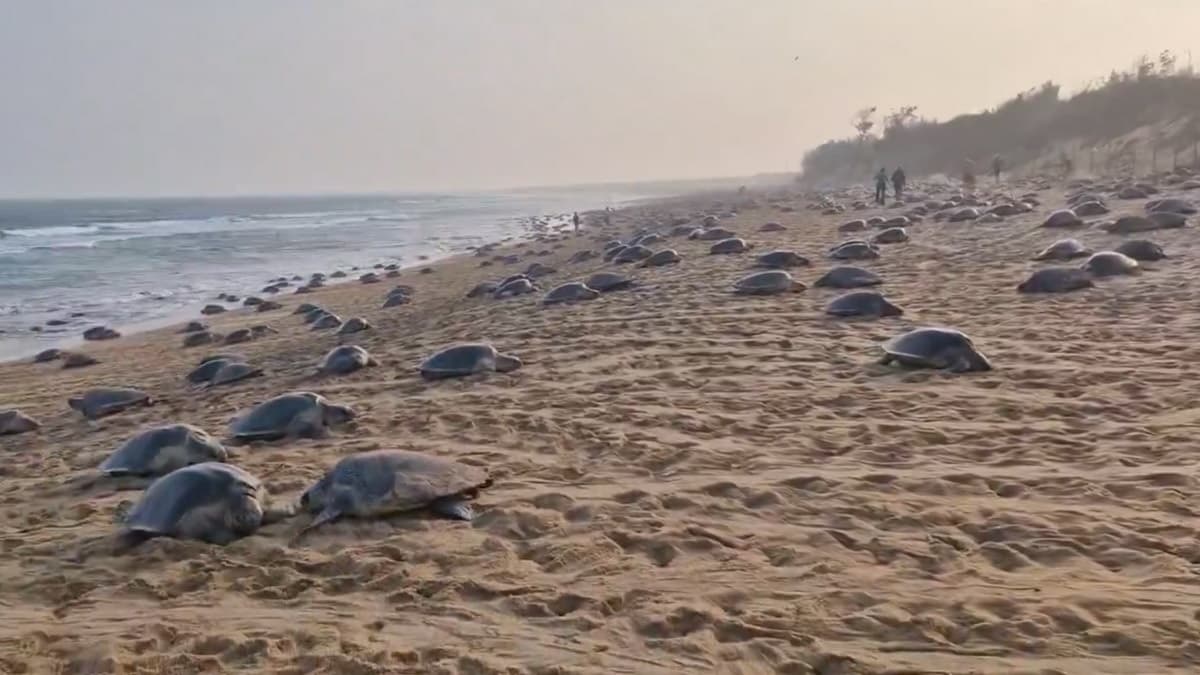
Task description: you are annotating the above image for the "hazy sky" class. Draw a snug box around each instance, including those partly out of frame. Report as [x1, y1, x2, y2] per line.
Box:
[3, 1, 1199, 197]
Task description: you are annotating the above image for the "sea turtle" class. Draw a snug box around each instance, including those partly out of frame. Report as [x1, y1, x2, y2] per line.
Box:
[302, 308, 329, 324]
[224, 328, 254, 345]
[878, 327, 992, 373]
[1073, 201, 1109, 217]
[732, 270, 805, 295]
[256, 300, 283, 312]
[641, 249, 682, 267]
[1147, 198, 1196, 215]
[229, 392, 356, 443]
[337, 317, 371, 335]
[1148, 211, 1188, 229]
[1033, 239, 1092, 261]
[182, 330, 220, 348]
[1117, 186, 1148, 200]
[872, 227, 909, 244]
[828, 241, 880, 260]
[947, 207, 980, 222]
[200, 305, 226, 316]
[0, 409, 40, 436]
[68, 387, 152, 420]
[83, 326, 121, 341]
[187, 357, 239, 384]
[62, 352, 99, 369]
[180, 321, 208, 333]
[631, 233, 664, 246]
[523, 262, 557, 278]
[494, 277, 537, 298]
[319, 345, 377, 375]
[1017, 267, 1095, 293]
[359, 272, 381, 284]
[33, 348, 63, 363]
[1114, 239, 1166, 261]
[709, 238, 750, 255]
[1082, 251, 1140, 277]
[603, 244, 628, 262]
[1101, 216, 1156, 234]
[311, 313, 343, 330]
[100, 424, 227, 477]
[825, 291, 903, 317]
[243, 297, 263, 307]
[690, 227, 737, 241]
[754, 250, 809, 269]
[989, 203, 1023, 217]
[543, 282, 600, 305]
[119, 462, 290, 546]
[567, 249, 596, 264]
[866, 216, 887, 226]
[297, 450, 493, 535]
[294, 303, 320, 315]
[208, 362, 264, 387]
[1042, 209, 1083, 228]
[467, 281, 499, 298]
[383, 289, 412, 307]
[881, 216, 911, 227]
[614, 245, 653, 263]
[419, 343, 522, 380]
[760, 222, 787, 232]
[838, 219, 867, 233]
[584, 272, 634, 292]
[813, 266, 882, 288]
[330, 270, 347, 278]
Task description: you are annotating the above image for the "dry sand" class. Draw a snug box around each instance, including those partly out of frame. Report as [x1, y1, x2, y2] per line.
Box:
[2, 181, 1200, 674]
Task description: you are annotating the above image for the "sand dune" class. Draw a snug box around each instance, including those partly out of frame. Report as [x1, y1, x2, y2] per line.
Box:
[2, 179, 1200, 674]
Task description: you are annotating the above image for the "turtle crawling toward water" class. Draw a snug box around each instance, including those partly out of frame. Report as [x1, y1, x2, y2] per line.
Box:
[0, 409, 40, 436]
[878, 327, 992, 373]
[229, 392, 356, 443]
[319, 345, 378, 375]
[297, 450, 493, 535]
[118, 462, 292, 546]
[68, 387, 152, 420]
[419, 343, 522, 380]
[732, 270, 805, 295]
[100, 424, 227, 477]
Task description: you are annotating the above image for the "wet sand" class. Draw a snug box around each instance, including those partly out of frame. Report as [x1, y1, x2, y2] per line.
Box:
[2, 181, 1200, 674]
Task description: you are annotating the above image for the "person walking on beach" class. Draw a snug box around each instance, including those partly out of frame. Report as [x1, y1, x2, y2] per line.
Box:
[572, 211, 581, 233]
[891, 167, 907, 200]
[874, 168, 888, 205]
[992, 155, 1004, 183]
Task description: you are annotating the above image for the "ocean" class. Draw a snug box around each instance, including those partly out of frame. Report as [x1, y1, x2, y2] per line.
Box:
[0, 182, 691, 361]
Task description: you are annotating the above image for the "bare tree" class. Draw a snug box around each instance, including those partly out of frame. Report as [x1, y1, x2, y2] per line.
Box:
[852, 107, 877, 142]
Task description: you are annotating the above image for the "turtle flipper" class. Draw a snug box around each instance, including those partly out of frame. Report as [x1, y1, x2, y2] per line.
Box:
[295, 506, 342, 538]
[430, 496, 474, 521]
[877, 353, 894, 366]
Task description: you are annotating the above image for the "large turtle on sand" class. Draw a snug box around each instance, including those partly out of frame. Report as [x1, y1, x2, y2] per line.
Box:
[1017, 267, 1095, 293]
[119, 462, 292, 546]
[1114, 239, 1166, 261]
[0, 409, 40, 436]
[311, 313, 343, 330]
[208, 362, 264, 387]
[297, 450, 493, 535]
[754, 250, 809, 269]
[493, 277, 537, 298]
[614, 245, 653, 264]
[68, 388, 152, 420]
[420, 343, 522, 380]
[229, 392, 356, 443]
[813, 266, 882, 288]
[828, 241, 880, 260]
[543, 282, 600, 305]
[709, 238, 750, 255]
[584, 272, 634, 292]
[1033, 239, 1092, 261]
[878, 327, 992, 373]
[825, 291, 903, 317]
[1082, 251, 1140, 277]
[319, 345, 378, 375]
[733, 270, 805, 295]
[640, 249, 682, 268]
[100, 424, 227, 477]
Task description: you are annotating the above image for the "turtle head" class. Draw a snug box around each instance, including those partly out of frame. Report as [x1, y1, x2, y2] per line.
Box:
[954, 347, 993, 373]
[322, 403, 357, 427]
[186, 429, 229, 464]
[299, 474, 332, 512]
[67, 397, 83, 412]
[494, 353, 523, 373]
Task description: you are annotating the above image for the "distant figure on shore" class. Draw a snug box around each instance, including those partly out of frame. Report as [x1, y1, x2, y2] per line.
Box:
[891, 167, 907, 199]
[604, 207, 613, 227]
[572, 211, 581, 233]
[992, 155, 1004, 182]
[962, 160, 976, 189]
[874, 168, 888, 204]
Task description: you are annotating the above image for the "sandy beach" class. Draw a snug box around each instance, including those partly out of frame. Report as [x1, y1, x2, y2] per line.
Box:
[3, 179, 1200, 675]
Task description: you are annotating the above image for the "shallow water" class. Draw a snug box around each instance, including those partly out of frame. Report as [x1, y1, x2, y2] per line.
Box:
[0, 186, 669, 360]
